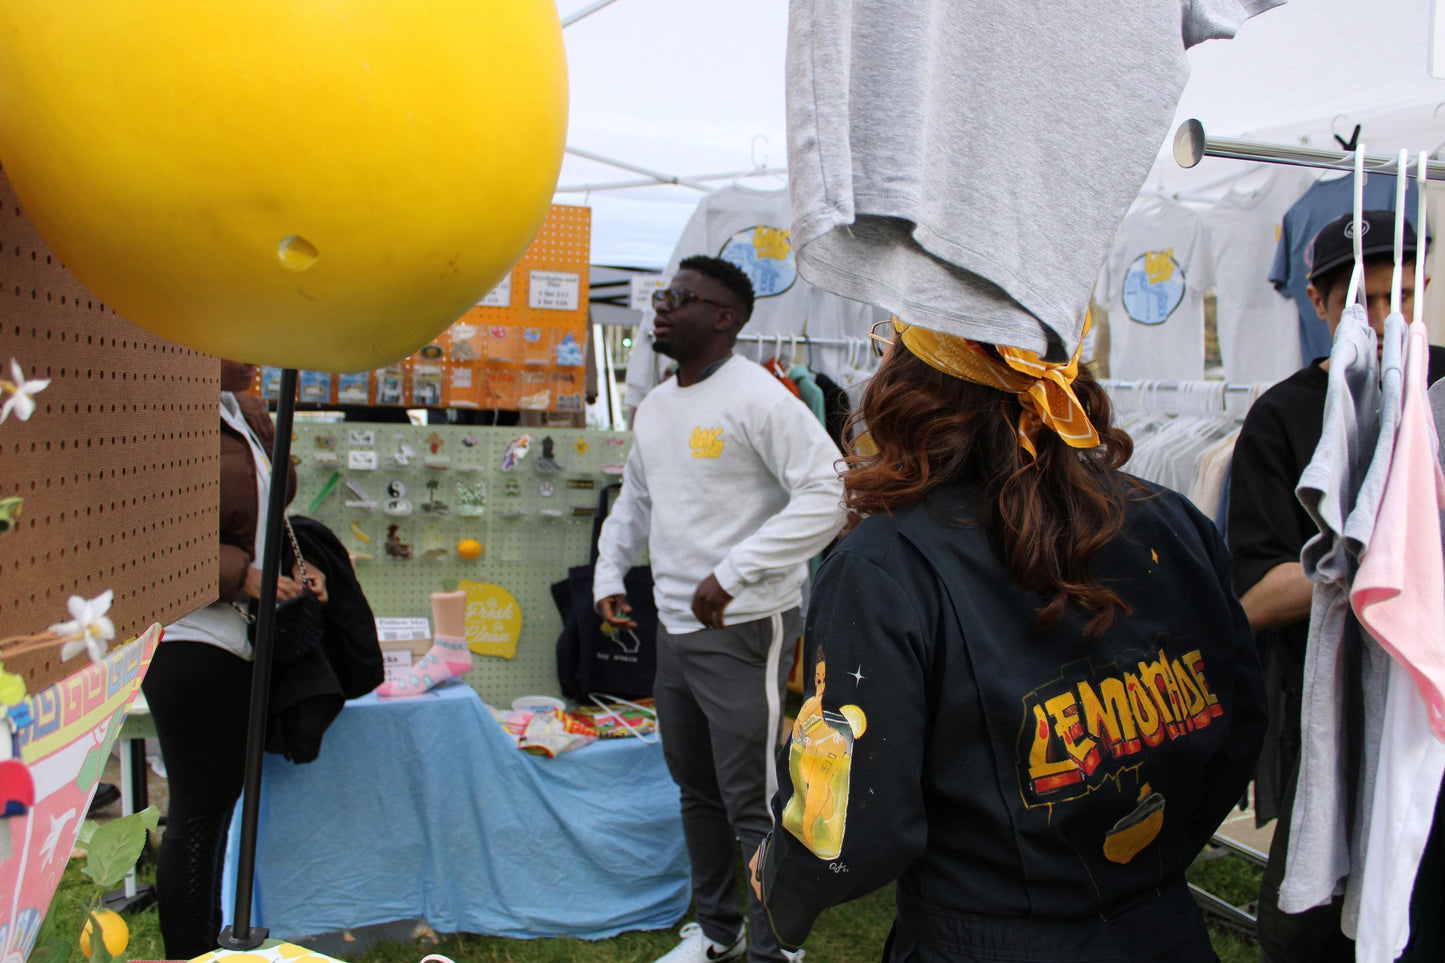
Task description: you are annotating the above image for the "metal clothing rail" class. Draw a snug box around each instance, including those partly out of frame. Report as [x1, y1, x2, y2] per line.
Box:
[734, 332, 857, 348]
[1173, 118, 1445, 181]
[1100, 378, 1264, 394]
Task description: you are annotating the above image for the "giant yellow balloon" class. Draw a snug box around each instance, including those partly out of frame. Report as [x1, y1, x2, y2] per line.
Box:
[0, 1, 567, 371]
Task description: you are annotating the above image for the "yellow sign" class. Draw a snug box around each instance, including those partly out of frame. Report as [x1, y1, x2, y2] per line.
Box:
[459, 580, 523, 660]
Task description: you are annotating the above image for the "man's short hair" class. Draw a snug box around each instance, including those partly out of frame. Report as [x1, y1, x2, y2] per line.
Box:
[678, 254, 755, 324]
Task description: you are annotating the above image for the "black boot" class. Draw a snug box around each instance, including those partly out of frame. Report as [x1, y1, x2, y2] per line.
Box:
[155, 812, 233, 960]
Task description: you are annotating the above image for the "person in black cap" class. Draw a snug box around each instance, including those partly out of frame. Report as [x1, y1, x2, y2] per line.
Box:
[1229, 209, 1438, 962]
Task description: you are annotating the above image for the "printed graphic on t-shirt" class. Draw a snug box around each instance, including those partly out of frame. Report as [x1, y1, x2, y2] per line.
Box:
[783, 652, 868, 860]
[690, 427, 724, 459]
[718, 225, 797, 298]
[1121, 249, 1187, 325]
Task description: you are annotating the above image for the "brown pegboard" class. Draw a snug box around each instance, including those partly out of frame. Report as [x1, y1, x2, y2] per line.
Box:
[0, 166, 219, 647]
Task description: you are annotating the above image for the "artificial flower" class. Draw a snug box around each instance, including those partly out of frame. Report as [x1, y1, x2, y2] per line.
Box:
[51, 590, 116, 663]
[0, 358, 50, 424]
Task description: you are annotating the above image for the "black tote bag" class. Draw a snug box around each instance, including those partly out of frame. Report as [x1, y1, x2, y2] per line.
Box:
[554, 483, 658, 701]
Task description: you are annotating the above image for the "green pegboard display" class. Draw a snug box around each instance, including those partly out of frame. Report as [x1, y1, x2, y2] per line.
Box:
[287, 422, 634, 706]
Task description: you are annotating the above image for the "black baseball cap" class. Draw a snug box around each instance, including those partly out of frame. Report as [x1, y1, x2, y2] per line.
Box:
[1309, 209, 1419, 280]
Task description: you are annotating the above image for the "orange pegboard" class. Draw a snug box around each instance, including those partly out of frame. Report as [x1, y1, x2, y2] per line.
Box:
[257, 204, 592, 413]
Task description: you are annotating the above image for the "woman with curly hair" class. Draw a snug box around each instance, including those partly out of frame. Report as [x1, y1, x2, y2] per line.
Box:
[753, 319, 1267, 962]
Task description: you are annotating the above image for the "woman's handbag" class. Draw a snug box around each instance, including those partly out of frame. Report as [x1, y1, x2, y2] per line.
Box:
[234, 513, 325, 663]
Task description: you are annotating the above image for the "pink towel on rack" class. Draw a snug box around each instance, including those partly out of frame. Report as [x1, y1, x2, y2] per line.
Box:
[1352, 320, 1445, 741]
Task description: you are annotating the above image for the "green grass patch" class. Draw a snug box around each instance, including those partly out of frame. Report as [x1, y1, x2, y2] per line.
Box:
[43, 844, 1260, 962]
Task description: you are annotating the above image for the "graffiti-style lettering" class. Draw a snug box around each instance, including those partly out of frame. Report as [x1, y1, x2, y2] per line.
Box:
[1018, 646, 1225, 806]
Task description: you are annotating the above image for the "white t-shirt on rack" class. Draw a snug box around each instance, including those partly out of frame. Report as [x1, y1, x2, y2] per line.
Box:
[625, 184, 886, 410]
[1204, 166, 1316, 385]
[1104, 199, 1216, 382]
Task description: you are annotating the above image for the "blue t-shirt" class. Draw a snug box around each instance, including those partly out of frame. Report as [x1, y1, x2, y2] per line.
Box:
[1269, 174, 1421, 365]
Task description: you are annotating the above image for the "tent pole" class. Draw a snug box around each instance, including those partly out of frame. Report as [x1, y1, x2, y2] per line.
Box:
[561, 0, 625, 28]
[565, 146, 713, 191]
[217, 368, 298, 950]
[557, 166, 789, 194]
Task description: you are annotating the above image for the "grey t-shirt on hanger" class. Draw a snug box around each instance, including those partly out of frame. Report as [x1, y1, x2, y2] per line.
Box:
[785, 0, 1285, 358]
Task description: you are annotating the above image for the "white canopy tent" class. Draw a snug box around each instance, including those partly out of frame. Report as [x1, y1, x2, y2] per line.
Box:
[553, 0, 1445, 270]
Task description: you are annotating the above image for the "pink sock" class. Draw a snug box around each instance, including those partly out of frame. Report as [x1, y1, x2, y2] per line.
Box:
[375, 635, 472, 698]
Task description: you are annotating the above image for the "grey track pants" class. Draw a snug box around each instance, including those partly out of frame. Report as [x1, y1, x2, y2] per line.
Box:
[655, 609, 800, 963]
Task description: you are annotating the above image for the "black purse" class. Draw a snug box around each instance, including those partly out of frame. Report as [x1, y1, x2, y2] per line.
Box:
[234, 513, 325, 663]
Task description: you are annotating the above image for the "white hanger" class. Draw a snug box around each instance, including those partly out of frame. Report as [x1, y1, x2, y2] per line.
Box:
[1392, 148, 1408, 316]
[1344, 142, 1367, 310]
[1415, 149, 1429, 328]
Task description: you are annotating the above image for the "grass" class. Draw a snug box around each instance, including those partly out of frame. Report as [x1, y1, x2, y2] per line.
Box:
[41, 844, 1264, 963]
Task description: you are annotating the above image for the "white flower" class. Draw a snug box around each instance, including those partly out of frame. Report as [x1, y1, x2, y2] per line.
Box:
[51, 590, 116, 663]
[0, 358, 49, 424]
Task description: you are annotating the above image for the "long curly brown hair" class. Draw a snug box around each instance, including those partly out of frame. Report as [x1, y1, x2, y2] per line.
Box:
[842, 342, 1137, 636]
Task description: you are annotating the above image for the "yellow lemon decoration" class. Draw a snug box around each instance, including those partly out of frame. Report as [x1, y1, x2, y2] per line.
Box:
[0, 0, 567, 372]
[79, 909, 128, 959]
[458, 580, 522, 659]
[839, 704, 868, 738]
[456, 538, 484, 561]
[274, 945, 314, 959]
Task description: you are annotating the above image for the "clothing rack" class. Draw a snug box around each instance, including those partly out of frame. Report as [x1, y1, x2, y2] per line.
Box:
[1173, 118, 1445, 181]
[734, 332, 855, 349]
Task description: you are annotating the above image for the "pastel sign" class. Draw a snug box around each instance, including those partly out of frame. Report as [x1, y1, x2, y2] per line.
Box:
[459, 580, 523, 660]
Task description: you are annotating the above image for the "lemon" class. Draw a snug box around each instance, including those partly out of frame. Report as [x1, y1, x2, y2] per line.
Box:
[840, 704, 867, 739]
[456, 538, 483, 561]
[0, 0, 567, 372]
[79, 909, 128, 959]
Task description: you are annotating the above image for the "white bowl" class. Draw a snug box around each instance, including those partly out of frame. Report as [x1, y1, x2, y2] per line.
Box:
[511, 695, 565, 715]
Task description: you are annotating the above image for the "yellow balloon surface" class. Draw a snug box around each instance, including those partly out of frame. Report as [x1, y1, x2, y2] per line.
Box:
[0, 0, 567, 371]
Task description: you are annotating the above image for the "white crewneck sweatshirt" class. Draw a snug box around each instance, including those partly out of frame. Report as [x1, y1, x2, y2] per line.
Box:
[594, 355, 845, 633]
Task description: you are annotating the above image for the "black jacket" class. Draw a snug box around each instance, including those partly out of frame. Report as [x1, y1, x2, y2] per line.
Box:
[265, 515, 383, 763]
[760, 479, 1266, 959]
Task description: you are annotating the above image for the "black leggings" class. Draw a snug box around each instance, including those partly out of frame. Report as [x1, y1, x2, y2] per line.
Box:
[142, 640, 253, 959]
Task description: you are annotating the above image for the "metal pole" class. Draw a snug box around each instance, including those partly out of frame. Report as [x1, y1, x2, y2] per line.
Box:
[560, 0, 624, 28]
[564, 146, 713, 192]
[556, 166, 789, 194]
[1173, 119, 1445, 181]
[217, 368, 298, 950]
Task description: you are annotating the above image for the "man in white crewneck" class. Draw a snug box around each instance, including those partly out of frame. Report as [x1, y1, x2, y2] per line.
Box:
[595, 255, 843, 963]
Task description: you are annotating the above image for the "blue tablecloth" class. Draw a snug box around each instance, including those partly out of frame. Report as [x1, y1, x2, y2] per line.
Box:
[221, 682, 689, 940]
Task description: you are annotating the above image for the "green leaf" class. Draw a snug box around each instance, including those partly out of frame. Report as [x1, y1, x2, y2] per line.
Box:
[133, 805, 161, 834]
[84, 911, 114, 963]
[82, 816, 149, 889]
[29, 932, 76, 963]
[75, 820, 99, 849]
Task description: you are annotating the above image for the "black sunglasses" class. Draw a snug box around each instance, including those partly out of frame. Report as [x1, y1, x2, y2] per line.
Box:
[652, 288, 728, 313]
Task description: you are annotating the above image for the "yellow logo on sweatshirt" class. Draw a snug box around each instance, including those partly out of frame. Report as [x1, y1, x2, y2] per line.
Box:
[690, 427, 724, 459]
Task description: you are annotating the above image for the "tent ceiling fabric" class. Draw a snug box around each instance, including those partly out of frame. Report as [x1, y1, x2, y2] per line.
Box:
[555, 0, 1445, 269]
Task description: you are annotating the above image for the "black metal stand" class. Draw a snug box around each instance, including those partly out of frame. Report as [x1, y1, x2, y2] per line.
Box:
[217, 368, 298, 951]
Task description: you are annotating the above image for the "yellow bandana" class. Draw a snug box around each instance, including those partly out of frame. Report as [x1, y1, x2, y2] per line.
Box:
[895, 315, 1101, 458]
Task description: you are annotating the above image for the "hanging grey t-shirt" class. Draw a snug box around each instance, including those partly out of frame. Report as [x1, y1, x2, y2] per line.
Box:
[1280, 303, 1379, 915]
[784, 0, 1285, 359]
[1332, 311, 1408, 936]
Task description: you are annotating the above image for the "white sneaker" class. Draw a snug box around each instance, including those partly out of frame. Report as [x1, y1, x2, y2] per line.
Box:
[782, 950, 806, 962]
[652, 922, 746, 962]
